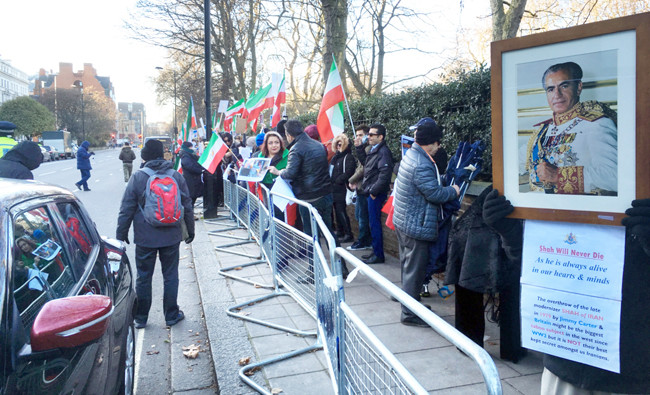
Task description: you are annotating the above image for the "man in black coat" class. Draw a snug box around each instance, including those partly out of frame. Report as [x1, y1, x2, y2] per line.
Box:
[0, 141, 43, 180]
[116, 139, 195, 329]
[483, 190, 650, 394]
[179, 141, 204, 207]
[356, 123, 393, 264]
[268, 120, 346, 279]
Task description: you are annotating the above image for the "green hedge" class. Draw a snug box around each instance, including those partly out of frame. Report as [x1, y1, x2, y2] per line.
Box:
[297, 66, 492, 179]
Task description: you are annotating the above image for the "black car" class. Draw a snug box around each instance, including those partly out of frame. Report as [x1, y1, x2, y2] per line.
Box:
[0, 179, 136, 394]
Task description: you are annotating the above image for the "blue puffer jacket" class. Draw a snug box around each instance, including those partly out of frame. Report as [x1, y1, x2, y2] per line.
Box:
[76, 141, 93, 170]
[393, 143, 457, 241]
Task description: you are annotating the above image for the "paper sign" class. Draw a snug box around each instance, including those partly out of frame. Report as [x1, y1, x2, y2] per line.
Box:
[32, 239, 62, 261]
[521, 284, 621, 373]
[270, 177, 295, 212]
[237, 157, 271, 182]
[239, 147, 252, 159]
[520, 220, 625, 372]
[218, 100, 229, 113]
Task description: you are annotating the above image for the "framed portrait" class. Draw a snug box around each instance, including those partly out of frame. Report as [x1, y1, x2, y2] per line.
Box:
[491, 13, 650, 225]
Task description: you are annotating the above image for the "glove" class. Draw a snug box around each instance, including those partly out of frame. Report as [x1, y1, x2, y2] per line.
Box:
[120, 237, 130, 245]
[622, 198, 650, 256]
[90, 151, 95, 155]
[482, 189, 518, 236]
[185, 234, 195, 244]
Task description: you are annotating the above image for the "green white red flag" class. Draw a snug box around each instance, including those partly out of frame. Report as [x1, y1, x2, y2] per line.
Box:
[245, 84, 272, 130]
[184, 96, 198, 141]
[316, 58, 346, 142]
[224, 98, 245, 132]
[198, 132, 228, 174]
[271, 74, 286, 127]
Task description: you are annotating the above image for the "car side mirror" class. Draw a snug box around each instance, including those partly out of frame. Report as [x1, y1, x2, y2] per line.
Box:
[30, 295, 113, 352]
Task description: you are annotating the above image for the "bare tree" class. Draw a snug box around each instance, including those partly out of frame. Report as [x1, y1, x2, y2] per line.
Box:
[490, 0, 528, 41]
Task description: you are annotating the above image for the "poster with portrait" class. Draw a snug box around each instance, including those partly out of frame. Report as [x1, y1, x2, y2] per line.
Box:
[237, 157, 271, 182]
[491, 14, 650, 225]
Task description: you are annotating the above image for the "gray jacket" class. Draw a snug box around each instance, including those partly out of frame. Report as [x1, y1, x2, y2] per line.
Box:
[393, 143, 457, 241]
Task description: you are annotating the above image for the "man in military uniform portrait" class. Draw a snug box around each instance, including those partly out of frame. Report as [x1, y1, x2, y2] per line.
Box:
[526, 61, 618, 195]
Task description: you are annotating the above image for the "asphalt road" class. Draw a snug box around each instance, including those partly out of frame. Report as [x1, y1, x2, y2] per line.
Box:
[32, 148, 184, 394]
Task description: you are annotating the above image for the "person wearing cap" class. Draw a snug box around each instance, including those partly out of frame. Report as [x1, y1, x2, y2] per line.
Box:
[180, 141, 204, 207]
[119, 141, 137, 182]
[409, 117, 449, 174]
[393, 121, 459, 327]
[0, 141, 43, 179]
[74, 141, 95, 191]
[252, 132, 265, 157]
[356, 123, 393, 264]
[116, 138, 195, 329]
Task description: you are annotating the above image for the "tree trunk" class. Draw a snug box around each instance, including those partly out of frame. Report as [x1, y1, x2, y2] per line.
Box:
[321, 0, 348, 87]
[491, 0, 527, 41]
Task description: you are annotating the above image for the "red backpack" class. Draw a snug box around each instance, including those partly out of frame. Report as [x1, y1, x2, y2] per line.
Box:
[140, 168, 183, 227]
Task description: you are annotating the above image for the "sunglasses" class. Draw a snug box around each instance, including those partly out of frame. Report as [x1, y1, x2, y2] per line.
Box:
[368, 133, 379, 136]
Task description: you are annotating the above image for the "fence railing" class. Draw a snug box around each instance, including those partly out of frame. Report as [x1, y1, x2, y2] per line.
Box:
[209, 177, 502, 395]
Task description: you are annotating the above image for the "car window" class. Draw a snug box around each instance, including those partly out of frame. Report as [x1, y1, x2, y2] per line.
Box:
[12, 206, 75, 330]
[56, 202, 95, 277]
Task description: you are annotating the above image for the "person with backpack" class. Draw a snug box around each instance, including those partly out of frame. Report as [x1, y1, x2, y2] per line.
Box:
[118, 142, 137, 182]
[116, 139, 195, 329]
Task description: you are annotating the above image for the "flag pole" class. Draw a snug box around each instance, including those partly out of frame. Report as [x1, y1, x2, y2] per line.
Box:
[333, 54, 357, 137]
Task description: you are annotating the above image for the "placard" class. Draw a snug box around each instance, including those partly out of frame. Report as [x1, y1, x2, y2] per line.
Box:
[237, 157, 271, 182]
[520, 220, 625, 372]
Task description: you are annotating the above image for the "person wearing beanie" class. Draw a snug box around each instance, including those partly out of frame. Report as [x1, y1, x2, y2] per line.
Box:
[392, 120, 460, 327]
[180, 141, 204, 207]
[251, 132, 265, 157]
[119, 141, 137, 182]
[117, 137, 195, 329]
[75, 141, 95, 191]
[0, 141, 43, 179]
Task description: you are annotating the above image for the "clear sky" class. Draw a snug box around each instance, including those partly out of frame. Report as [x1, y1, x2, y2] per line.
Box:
[0, 1, 490, 124]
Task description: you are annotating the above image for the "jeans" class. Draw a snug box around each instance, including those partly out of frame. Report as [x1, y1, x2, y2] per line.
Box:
[123, 163, 133, 182]
[77, 169, 91, 190]
[355, 194, 371, 245]
[134, 243, 181, 323]
[367, 193, 387, 259]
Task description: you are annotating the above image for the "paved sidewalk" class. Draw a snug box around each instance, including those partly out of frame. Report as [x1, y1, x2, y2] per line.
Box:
[192, 210, 544, 394]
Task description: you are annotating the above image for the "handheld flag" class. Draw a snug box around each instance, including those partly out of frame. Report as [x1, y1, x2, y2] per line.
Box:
[198, 132, 228, 174]
[272, 74, 286, 128]
[316, 58, 345, 142]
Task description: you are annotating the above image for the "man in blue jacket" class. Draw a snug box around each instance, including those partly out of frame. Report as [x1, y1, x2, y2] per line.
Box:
[393, 120, 459, 326]
[75, 140, 94, 191]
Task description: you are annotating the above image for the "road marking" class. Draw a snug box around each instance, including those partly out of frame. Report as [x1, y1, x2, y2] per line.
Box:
[95, 179, 100, 182]
[40, 171, 56, 176]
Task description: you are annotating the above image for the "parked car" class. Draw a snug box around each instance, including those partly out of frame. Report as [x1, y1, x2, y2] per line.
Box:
[70, 143, 78, 158]
[0, 179, 136, 395]
[42, 145, 59, 161]
[39, 145, 52, 162]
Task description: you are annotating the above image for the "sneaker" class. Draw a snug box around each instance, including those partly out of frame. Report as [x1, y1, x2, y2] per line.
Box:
[420, 284, 431, 298]
[83, 188, 91, 192]
[346, 241, 372, 251]
[74, 182, 82, 191]
[134, 319, 147, 329]
[166, 310, 185, 326]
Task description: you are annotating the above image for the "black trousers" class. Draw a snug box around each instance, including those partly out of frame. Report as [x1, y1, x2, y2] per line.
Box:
[333, 199, 352, 237]
[134, 243, 181, 323]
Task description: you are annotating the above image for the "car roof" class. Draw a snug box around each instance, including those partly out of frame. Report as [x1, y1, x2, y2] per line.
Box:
[0, 179, 74, 213]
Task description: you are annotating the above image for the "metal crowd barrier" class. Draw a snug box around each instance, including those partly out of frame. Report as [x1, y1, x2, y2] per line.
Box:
[215, 177, 502, 394]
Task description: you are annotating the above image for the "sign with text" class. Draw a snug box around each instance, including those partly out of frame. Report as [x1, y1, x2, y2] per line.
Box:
[521, 220, 625, 372]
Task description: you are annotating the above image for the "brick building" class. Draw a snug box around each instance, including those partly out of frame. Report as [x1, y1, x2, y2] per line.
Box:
[33, 62, 115, 101]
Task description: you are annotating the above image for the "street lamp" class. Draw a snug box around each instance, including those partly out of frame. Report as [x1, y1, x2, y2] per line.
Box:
[155, 67, 177, 142]
[72, 80, 85, 142]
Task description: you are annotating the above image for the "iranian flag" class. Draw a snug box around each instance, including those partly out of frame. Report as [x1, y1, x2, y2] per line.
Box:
[198, 132, 228, 174]
[271, 74, 286, 127]
[316, 58, 346, 142]
[183, 96, 198, 142]
[382, 179, 397, 231]
[245, 84, 273, 130]
[224, 98, 245, 132]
